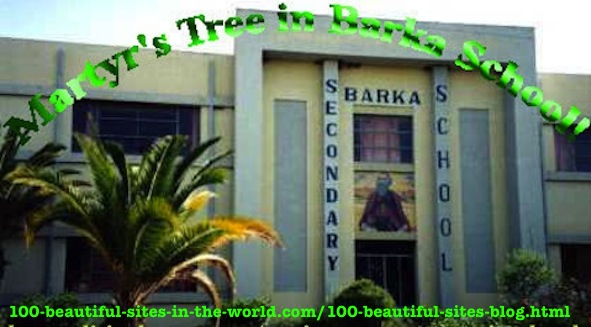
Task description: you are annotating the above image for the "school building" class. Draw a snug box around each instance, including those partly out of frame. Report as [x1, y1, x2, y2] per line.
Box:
[0, 8, 590, 326]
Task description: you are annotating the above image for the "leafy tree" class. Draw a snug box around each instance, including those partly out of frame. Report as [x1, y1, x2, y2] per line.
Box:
[496, 248, 585, 326]
[497, 249, 556, 308]
[4, 293, 85, 327]
[0, 129, 65, 283]
[218, 297, 271, 327]
[329, 279, 396, 327]
[9, 133, 282, 327]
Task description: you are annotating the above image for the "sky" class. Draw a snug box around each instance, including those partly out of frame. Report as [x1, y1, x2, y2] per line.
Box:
[0, 0, 589, 74]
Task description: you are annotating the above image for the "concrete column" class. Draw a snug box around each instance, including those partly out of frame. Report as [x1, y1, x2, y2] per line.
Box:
[432, 66, 454, 307]
[54, 48, 71, 149]
[47, 238, 67, 295]
[503, 61, 547, 256]
[207, 60, 216, 218]
[233, 41, 264, 298]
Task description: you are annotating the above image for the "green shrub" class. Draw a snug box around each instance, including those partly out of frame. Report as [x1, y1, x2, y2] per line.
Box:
[329, 279, 396, 327]
[497, 249, 556, 308]
[529, 277, 591, 327]
[268, 280, 398, 327]
[267, 317, 306, 327]
[3, 293, 85, 327]
[427, 317, 499, 327]
[218, 297, 270, 327]
[556, 278, 591, 325]
[267, 307, 332, 327]
[497, 249, 590, 327]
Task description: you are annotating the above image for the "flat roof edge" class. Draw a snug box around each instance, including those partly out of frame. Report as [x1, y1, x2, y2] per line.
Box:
[0, 36, 235, 58]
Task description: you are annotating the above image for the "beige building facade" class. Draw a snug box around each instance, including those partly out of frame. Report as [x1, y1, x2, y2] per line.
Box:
[0, 8, 590, 326]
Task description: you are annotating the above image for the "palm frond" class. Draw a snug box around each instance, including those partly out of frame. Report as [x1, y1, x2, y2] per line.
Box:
[172, 136, 221, 184]
[73, 133, 120, 208]
[26, 143, 66, 168]
[208, 217, 284, 249]
[0, 129, 20, 176]
[173, 167, 227, 209]
[131, 198, 181, 270]
[23, 201, 101, 249]
[73, 134, 133, 262]
[147, 136, 186, 198]
[186, 254, 236, 296]
[192, 149, 233, 180]
[190, 269, 222, 312]
[134, 135, 186, 199]
[58, 168, 83, 176]
[138, 254, 234, 312]
[0, 188, 50, 239]
[140, 217, 281, 287]
[8, 166, 89, 220]
[182, 190, 216, 212]
[103, 140, 130, 205]
[7, 166, 103, 249]
[138, 223, 224, 281]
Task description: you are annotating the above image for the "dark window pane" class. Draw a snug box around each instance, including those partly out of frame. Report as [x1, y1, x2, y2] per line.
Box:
[100, 108, 137, 119]
[576, 159, 591, 172]
[100, 120, 136, 135]
[139, 121, 178, 136]
[561, 245, 591, 284]
[179, 110, 194, 130]
[139, 109, 178, 120]
[401, 150, 413, 163]
[65, 238, 115, 293]
[73, 107, 90, 133]
[555, 130, 591, 172]
[399, 256, 416, 306]
[72, 100, 199, 155]
[399, 119, 412, 131]
[368, 257, 385, 288]
[65, 238, 197, 293]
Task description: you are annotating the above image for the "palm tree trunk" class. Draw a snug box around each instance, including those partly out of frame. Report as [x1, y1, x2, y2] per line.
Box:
[114, 292, 140, 327]
[0, 246, 7, 284]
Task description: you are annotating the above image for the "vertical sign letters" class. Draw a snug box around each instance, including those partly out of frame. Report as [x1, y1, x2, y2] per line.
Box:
[323, 61, 340, 301]
[433, 67, 454, 307]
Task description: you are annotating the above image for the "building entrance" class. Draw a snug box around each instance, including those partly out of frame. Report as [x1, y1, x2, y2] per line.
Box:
[355, 240, 417, 306]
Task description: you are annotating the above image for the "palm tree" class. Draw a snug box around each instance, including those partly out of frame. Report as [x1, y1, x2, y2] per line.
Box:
[9, 133, 282, 327]
[0, 129, 65, 283]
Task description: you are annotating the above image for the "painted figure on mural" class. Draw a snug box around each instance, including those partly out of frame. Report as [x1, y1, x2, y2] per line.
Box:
[359, 173, 410, 232]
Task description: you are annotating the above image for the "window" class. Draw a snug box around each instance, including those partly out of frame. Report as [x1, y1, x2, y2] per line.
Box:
[73, 99, 199, 155]
[65, 238, 197, 293]
[355, 240, 416, 306]
[561, 244, 591, 284]
[354, 115, 413, 163]
[554, 130, 591, 172]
